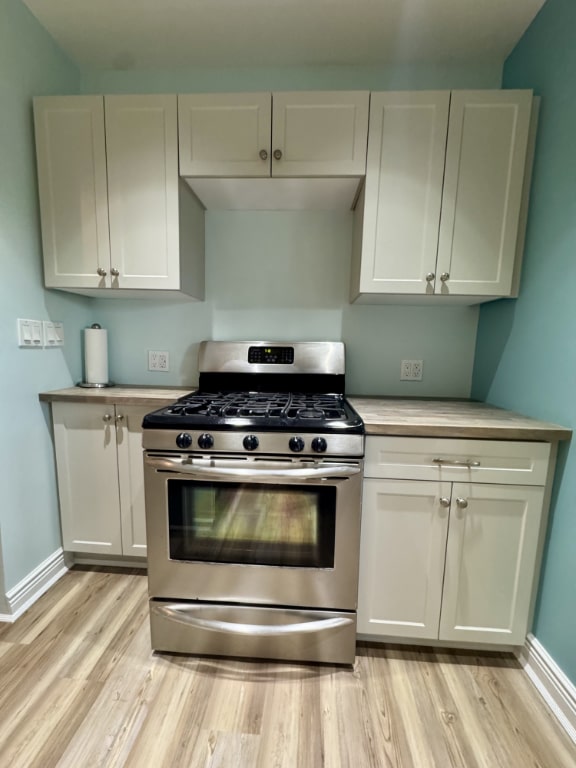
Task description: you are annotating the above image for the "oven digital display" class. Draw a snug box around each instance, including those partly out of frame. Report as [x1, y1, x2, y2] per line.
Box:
[167, 481, 336, 568]
[247, 346, 294, 365]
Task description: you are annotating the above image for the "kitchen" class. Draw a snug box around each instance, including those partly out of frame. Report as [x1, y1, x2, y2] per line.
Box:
[1, 0, 576, 764]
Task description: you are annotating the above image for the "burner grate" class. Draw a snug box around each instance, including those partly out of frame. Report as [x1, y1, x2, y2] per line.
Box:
[168, 391, 349, 423]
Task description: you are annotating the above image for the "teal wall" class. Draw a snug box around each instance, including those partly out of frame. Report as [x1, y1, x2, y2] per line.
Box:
[81, 61, 502, 94]
[0, 0, 87, 593]
[95, 212, 479, 397]
[473, 0, 576, 683]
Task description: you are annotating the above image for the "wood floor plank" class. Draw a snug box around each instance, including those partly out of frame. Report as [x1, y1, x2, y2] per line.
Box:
[0, 677, 104, 768]
[0, 568, 574, 768]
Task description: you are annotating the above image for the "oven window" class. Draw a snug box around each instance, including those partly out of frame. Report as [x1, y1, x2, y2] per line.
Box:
[167, 481, 336, 568]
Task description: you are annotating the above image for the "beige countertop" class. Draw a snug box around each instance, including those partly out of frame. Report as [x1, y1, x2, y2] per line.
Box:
[349, 397, 572, 441]
[38, 387, 572, 442]
[39, 385, 193, 407]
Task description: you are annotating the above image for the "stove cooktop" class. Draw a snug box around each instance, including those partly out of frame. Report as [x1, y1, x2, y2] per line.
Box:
[142, 390, 364, 434]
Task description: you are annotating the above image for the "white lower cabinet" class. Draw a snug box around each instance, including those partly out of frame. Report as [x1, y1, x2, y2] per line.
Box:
[358, 437, 552, 646]
[52, 402, 150, 557]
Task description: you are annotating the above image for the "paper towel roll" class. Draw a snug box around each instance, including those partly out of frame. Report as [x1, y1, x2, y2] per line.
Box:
[84, 326, 109, 385]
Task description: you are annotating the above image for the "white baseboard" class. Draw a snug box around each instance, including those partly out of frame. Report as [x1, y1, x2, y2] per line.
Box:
[518, 633, 576, 745]
[0, 549, 68, 623]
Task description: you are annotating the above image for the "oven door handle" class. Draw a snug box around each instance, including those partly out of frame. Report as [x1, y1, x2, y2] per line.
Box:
[146, 456, 361, 481]
[152, 603, 354, 636]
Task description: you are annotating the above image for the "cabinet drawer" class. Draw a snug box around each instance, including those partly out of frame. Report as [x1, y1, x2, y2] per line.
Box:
[364, 436, 550, 485]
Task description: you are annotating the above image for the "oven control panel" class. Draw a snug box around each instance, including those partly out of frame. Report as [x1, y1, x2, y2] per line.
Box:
[248, 346, 294, 365]
[144, 429, 365, 457]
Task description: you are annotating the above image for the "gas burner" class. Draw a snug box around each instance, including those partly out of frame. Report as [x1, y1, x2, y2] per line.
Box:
[146, 390, 354, 431]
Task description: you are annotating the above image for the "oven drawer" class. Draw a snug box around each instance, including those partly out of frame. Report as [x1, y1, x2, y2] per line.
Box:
[365, 436, 550, 485]
[149, 600, 357, 665]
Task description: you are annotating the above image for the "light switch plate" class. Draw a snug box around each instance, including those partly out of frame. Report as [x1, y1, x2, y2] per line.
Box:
[43, 320, 64, 347]
[17, 318, 43, 348]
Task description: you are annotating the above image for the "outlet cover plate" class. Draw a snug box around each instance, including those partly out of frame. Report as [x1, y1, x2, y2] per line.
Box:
[400, 359, 423, 381]
[148, 350, 170, 372]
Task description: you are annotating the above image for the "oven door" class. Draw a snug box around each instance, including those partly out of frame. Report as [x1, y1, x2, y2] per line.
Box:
[144, 454, 363, 612]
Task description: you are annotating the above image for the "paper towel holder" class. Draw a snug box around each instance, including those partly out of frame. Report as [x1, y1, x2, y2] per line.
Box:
[77, 323, 115, 388]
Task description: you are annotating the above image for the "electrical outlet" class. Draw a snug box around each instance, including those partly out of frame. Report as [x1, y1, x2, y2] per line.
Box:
[400, 359, 423, 381]
[148, 350, 170, 372]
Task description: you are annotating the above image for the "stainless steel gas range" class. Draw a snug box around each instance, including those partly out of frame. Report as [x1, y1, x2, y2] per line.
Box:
[142, 341, 365, 665]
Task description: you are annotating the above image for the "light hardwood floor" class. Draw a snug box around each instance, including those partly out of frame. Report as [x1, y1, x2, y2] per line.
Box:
[0, 567, 574, 768]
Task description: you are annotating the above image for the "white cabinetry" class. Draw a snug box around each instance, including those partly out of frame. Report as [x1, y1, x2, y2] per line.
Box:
[34, 95, 204, 299]
[351, 90, 535, 303]
[178, 91, 369, 178]
[358, 437, 552, 646]
[52, 402, 149, 557]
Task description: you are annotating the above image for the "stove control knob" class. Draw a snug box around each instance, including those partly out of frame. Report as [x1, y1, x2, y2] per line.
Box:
[176, 432, 193, 449]
[198, 433, 214, 450]
[289, 436, 305, 453]
[311, 437, 328, 453]
[243, 434, 259, 451]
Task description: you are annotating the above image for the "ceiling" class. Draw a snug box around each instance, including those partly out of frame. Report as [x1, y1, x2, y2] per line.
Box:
[20, 0, 547, 72]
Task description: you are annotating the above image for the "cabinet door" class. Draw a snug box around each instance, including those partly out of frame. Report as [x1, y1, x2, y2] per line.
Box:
[436, 90, 533, 296]
[116, 405, 149, 556]
[357, 479, 450, 639]
[357, 92, 450, 295]
[52, 403, 122, 555]
[271, 91, 369, 177]
[440, 482, 544, 644]
[34, 96, 111, 289]
[105, 95, 181, 290]
[178, 93, 272, 177]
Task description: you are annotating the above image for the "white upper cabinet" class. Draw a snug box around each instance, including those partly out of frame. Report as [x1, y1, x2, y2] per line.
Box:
[354, 91, 450, 296]
[34, 96, 111, 291]
[34, 95, 205, 298]
[436, 91, 533, 297]
[351, 89, 535, 303]
[178, 91, 369, 178]
[105, 95, 180, 290]
[271, 92, 369, 177]
[178, 92, 272, 177]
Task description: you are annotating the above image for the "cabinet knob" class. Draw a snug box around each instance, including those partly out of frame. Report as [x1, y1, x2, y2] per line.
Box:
[115, 413, 124, 424]
[273, 149, 283, 161]
[110, 268, 120, 277]
[456, 497, 468, 509]
[439, 497, 451, 508]
[426, 272, 435, 282]
[102, 413, 112, 423]
[440, 272, 450, 282]
[259, 149, 268, 161]
[97, 267, 107, 277]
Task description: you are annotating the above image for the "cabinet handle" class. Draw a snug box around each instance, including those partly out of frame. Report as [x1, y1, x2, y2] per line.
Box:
[115, 413, 124, 424]
[456, 497, 468, 509]
[439, 497, 451, 508]
[426, 272, 435, 282]
[259, 149, 268, 161]
[440, 272, 450, 282]
[433, 458, 481, 468]
[96, 267, 107, 277]
[110, 268, 120, 277]
[273, 149, 283, 161]
[102, 413, 112, 423]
